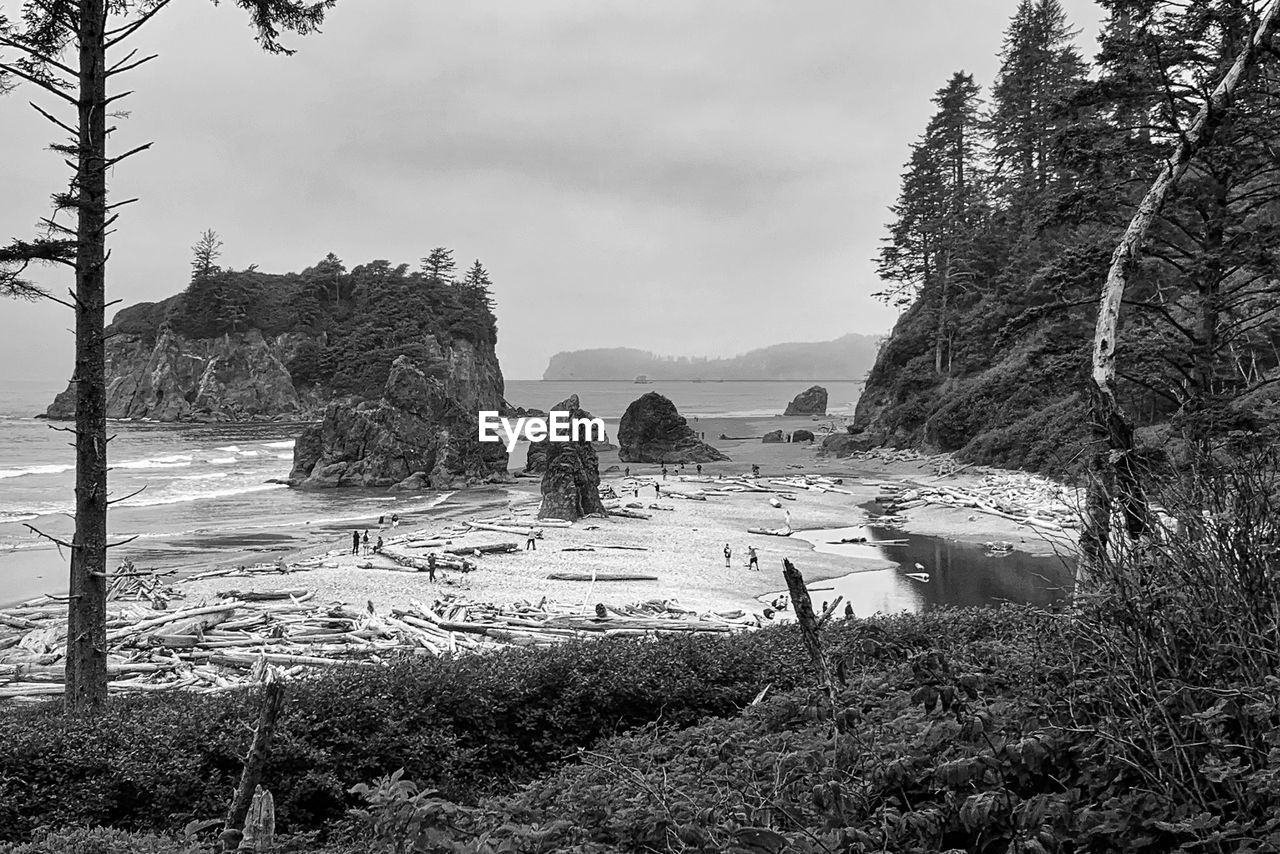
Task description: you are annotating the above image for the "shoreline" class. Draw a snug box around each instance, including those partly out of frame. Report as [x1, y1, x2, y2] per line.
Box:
[5, 414, 1077, 618]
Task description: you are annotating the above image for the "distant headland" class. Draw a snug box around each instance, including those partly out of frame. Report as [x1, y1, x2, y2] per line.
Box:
[541, 333, 882, 382]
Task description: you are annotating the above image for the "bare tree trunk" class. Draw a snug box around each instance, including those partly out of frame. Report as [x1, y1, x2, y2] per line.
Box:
[222, 677, 286, 852]
[935, 248, 950, 377]
[781, 558, 842, 733]
[1080, 0, 1280, 586]
[65, 0, 109, 713]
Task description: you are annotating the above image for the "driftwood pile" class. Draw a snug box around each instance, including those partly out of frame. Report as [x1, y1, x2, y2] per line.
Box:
[869, 472, 1078, 531]
[0, 576, 756, 701]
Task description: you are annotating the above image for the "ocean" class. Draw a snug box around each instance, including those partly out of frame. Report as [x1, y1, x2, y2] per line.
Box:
[0, 378, 864, 606]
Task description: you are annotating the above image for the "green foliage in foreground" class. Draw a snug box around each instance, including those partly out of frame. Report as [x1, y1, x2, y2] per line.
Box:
[352, 600, 1280, 853]
[4, 584, 1279, 853]
[0, 626, 811, 843]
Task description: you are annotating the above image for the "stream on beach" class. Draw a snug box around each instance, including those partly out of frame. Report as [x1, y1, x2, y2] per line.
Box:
[763, 524, 1075, 618]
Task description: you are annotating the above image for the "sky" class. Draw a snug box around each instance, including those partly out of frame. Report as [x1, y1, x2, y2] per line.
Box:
[0, 0, 1103, 382]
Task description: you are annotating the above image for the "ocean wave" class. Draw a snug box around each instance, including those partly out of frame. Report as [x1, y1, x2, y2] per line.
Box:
[148, 472, 230, 482]
[114, 482, 287, 509]
[113, 458, 192, 470]
[207, 456, 237, 464]
[216, 445, 242, 453]
[238, 450, 260, 457]
[263, 440, 295, 449]
[0, 463, 73, 479]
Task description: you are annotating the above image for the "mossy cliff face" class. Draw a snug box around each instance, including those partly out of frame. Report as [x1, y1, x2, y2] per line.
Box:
[43, 327, 311, 422]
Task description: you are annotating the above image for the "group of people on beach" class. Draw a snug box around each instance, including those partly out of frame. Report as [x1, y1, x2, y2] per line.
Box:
[723, 543, 759, 571]
[348, 513, 402, 557]
[351, 530, 384, 556]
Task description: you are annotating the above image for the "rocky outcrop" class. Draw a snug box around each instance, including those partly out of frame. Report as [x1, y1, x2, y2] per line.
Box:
[762, 430, 785, 443]
[524, 394, 614, 474]
[792, 429, 815, 443]
[818, 431, 879, 458]
[288, 356, 508, 489]
[538, 401, 607, 521]
[44, 327, 309, 422]
[43, 323, 506, 426]
[784, 385, 828, 416]
[618, 392, 729, 464]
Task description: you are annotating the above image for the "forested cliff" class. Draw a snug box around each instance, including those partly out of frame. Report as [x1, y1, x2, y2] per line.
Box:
[854, 0, 1280, 475]
[44, 248, 505, 422]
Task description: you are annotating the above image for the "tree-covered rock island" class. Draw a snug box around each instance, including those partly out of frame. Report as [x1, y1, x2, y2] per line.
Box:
[44, 247, 504, 425]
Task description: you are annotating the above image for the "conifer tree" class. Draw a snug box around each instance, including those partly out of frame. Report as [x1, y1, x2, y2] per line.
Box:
[987, 0, 1087, 215]
[190, 229, 223, 279]
[0, 0, 339, 713]
[877, 71, 985, 375]
[420, 247, 456, 284]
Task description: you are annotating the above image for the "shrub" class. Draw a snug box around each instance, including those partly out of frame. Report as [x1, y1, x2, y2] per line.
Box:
[0, 626, 814, 841]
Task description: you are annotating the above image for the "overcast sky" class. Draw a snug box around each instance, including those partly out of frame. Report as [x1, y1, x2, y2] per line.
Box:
[1, 0, 1102, 382]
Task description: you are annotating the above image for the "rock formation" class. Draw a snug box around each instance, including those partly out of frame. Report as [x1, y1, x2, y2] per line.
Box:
[42, 265, 508, 424]
[784, 385, 828, 416]
[287, 356, 508, 489]
[538, 401, 607, 521]
[762, 430, 785, 443]
[818, 430, 879, 458]
[617, 392, 729, 464]
[44, 327, 310, 422]
[524, 394, 614, 474]
[792, 429, 815, 443]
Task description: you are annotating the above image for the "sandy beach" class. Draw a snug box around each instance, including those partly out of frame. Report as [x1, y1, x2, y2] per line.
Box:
[177, 414, 1076, 618]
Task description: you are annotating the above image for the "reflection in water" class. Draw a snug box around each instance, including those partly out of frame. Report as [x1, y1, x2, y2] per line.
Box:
[766, 525, 1074, 618]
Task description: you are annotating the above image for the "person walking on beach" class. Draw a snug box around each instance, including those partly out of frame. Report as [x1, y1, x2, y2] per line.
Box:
[526, 531, 537, 550]
[362, 530, 370, 556]
[426, 551, 437, 582]
[351, 530, 360, 555]
[624, 467, 630, 477]
[654, 483, 661, 497]
[723, 543, 732, 567]
[391, 513, 399, 529]
[747, 546, 759, 571]
[696, 464, 702, 476]
[661, 466, 668, 480]
[784, 509, 793, 533]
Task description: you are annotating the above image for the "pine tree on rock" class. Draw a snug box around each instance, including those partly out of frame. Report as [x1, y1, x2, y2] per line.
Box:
[420, 247, 456, 285]
[190, 229, 223, 279]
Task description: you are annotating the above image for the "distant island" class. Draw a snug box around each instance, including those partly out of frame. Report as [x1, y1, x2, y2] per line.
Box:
[542, 333, 882, 381]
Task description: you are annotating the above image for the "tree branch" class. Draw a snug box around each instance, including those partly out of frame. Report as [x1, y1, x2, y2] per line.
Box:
[0, 60, 75, 105]
[104, 0, 175, 48]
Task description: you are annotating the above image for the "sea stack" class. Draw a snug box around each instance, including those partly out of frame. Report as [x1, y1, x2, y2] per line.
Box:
[617, 392, 729, 464]
[538, 400, 608, 520]
[784, 385, 828, 416]
[288, 355, 508, 489]
[524, 394, 614, 475]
